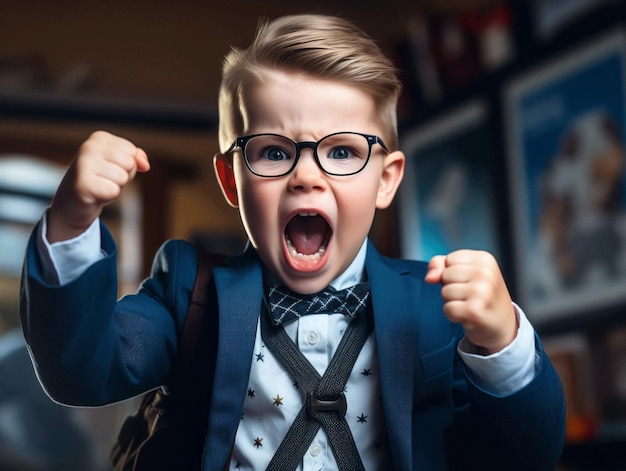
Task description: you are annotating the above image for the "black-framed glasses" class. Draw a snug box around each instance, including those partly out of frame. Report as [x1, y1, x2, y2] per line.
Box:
[226, 131, 388, 177]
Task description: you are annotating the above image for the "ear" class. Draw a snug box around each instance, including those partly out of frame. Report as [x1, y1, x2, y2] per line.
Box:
[376, 150, 405, 209]
[213, 153, 239, 208]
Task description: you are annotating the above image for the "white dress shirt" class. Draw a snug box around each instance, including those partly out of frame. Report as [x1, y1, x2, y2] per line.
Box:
[37, 215, 537, 471]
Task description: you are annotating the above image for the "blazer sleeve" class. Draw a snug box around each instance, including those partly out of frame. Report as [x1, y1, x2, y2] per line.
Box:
[447, 327, 566, 471]
[403, 253, 565, 471]
[20, 222, 200, 406]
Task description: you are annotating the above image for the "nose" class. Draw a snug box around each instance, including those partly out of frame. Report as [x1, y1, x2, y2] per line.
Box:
[289, 149, 326, 191]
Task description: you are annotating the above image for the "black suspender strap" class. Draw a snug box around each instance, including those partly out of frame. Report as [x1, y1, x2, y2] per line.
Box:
[260, 301, 373, 471]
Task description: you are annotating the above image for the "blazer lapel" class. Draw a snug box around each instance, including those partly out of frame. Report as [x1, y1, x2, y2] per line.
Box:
[366, 243, 420, 471]
[202, 248, 263, 470]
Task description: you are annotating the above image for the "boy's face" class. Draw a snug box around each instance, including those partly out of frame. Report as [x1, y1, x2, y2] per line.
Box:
[215, 71, 404, 294]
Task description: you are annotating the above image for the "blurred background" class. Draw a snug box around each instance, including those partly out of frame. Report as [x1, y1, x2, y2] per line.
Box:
[0, 0, 624, 469]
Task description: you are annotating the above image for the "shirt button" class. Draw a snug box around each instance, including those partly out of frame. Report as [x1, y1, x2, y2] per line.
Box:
[307, 331, 320, 345]
[310, 444, 321, 457]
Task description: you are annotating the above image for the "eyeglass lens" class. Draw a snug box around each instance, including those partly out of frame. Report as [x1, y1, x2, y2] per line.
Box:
[243, 133, 371, 176]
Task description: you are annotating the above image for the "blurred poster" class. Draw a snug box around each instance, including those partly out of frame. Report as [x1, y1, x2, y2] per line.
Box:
[504, 29, 626, 323]
[531, 0, 617, 40]
[399, 101, 500, 262]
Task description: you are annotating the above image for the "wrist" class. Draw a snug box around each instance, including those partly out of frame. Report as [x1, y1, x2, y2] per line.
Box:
[464, 304, 519, 355]
[47, 203, 100, 243]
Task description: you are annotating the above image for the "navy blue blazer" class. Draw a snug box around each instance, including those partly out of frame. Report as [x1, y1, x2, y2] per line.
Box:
[21, 223, 565, 470]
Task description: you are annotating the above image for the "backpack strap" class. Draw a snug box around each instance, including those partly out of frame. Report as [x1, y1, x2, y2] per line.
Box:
[110, 248, 225, 471]
[171, 248, 223, 383]
[167, 248, 224, 397]
[163, 248, 224, 468]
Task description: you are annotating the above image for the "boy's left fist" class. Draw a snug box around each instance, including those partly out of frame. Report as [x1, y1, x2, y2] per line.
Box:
[425, 250, 518, 354]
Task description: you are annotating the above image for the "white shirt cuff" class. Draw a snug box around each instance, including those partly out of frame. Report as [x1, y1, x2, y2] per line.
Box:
[37, 212, 105, 286]
[458, 303, 538, 396]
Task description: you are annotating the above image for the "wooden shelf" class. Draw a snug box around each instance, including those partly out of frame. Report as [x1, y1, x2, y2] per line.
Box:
[0, 90, 217, 131]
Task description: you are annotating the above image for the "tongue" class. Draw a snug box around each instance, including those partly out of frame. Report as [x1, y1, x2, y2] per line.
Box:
[286, 215, 328, 255]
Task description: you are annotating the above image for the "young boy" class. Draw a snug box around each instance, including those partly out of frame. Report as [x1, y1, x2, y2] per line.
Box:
[21, 14, 565, 471]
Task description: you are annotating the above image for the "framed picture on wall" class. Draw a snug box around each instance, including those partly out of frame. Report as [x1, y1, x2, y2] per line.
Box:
[530, 0, 618, 41]
[399, 100, 501, 263]
[504, 28, 626, 324]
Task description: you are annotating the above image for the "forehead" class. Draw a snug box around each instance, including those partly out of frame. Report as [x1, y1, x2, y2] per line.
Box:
[239, 70, 381, 137]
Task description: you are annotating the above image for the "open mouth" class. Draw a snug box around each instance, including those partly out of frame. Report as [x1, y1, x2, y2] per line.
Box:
[284, 212, 331, 262]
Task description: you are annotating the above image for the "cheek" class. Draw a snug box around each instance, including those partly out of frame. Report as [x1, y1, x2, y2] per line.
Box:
[237, 177, 280, 243]
[336, 180, 379, 234]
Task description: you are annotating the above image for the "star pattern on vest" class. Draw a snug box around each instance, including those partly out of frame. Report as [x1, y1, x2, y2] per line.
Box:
[247, 388, 255, 398]
[273, 394, 284, 407]
[357, 413, 368, 423]
[255, 351, 264, 362]
[361, 367, 372, 376]
[254, 437, 263, 448]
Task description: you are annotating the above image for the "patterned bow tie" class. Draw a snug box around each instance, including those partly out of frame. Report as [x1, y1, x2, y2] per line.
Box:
[267, 282, 370, 325]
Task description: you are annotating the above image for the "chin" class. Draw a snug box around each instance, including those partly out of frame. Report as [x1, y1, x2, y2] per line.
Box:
[278, 265, 336, 295]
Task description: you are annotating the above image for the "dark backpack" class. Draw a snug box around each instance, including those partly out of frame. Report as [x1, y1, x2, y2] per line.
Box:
[110, 249, 222, 470]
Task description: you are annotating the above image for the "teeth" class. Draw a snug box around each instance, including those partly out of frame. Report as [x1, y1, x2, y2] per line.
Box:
[286, 238, 327, 261]
[298, 212, 318, 217]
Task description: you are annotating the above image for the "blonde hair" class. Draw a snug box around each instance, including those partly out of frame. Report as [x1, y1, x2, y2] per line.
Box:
[218, 14, 402, 151]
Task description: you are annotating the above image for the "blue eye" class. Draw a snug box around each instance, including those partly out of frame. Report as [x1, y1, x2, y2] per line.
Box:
[328, 146, 355, 160]
[261, 146, 291, 162]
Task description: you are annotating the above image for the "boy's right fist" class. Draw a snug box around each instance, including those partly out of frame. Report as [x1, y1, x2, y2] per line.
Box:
[47, 131, 150, 243]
